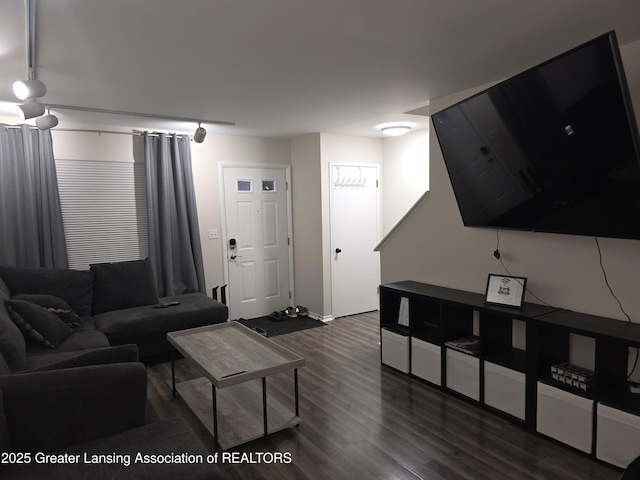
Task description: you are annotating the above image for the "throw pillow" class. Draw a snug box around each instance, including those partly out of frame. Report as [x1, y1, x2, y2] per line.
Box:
[13, 294, 83, 327]
[90, 258, 159, 315]
[0, 265, 95, 316]
[6, 299, 73, 349]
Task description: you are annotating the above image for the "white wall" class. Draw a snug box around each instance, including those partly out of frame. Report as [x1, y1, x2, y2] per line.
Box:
[291, 134, 325, 316]
[380, 40, 640, 323]
[381, 128, 429, 235]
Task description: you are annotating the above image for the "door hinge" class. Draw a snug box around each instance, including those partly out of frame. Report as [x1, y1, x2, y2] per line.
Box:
[288, 237, 290, 245]
[376, 179, 379, 188]
[286, 181, 289, 190]
[289, 291, 292, 299]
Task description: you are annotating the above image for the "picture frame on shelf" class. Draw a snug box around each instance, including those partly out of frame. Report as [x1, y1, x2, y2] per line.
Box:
[485, 274, 527, 308]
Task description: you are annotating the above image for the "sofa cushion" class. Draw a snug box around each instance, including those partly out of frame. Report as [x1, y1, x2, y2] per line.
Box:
[94, 293, 227, 352]
[13, 294, 82, 327]
[0, 265, 94, 316]
[0, 303, 26, 373]
[24, 345, 139, 372]
[0, 277, 26, 373]
[6, 300, 74, 349]
[0, 389, 11, 456]
[0, 276, 10, 300]
[0, 351, 11, 376]
[90, 258, 159, 315]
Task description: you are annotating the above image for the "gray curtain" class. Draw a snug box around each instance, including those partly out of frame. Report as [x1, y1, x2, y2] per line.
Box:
[144, 132, 205, 296]
[0, 124, 68, 268]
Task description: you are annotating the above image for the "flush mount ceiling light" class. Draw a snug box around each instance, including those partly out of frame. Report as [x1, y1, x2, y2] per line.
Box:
[381, 125, 412, 137]
[193, 123, 207, 143]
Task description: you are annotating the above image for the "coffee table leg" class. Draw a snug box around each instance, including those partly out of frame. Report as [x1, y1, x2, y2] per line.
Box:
[171, 349, 177, 398]
[294, 368, 300, 418]
[262, 377, 268, 437]
[212, 384, 219, 449]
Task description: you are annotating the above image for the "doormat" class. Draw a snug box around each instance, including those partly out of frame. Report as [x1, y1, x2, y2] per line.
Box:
[236, 315, 326, 337]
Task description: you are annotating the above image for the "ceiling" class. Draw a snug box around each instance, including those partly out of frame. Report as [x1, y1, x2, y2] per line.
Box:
[0, 0, 639, 139]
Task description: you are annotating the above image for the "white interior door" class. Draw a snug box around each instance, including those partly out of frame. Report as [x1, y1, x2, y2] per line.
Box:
[330, 164, 380, 318]
[222, 166, 292, 319]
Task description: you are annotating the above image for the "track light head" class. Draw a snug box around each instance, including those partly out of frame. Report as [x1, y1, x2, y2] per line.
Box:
[36, 111, 58, 130]
[13, 79, 47, 100]
[194, 124, 207, 143]
[17, 101, 45, 120]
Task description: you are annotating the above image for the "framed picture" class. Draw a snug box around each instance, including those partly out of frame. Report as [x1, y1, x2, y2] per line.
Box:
[485, 274, 527, 308]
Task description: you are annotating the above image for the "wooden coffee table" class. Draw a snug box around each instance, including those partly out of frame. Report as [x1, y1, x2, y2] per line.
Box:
[167, 322, 305, 450]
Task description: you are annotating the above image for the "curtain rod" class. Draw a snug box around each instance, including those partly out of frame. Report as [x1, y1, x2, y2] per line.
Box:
[2, 125, 190, 139]
[47, 103, 235, 127]
[55, 128, 190, 139]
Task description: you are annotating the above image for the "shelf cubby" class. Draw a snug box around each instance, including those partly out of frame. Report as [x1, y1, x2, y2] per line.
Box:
[409, 297, 441, 344]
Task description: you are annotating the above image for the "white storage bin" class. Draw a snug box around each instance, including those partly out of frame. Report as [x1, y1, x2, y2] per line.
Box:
[597, 403, 640, 468]
[484, 361, 525, 420]
[536, 382, 593, 453]
[381, 328, 410, 373]
[411, 338, 441, 385]
[446, 348, 479, 401]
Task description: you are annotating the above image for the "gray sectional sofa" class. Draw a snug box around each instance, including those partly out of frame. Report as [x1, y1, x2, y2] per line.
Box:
[0, 259, 229, 479]
[0, 259, 228, 374]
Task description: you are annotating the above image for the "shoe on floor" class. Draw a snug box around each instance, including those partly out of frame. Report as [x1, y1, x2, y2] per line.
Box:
[284, 306, 297, 318]
[295, 306, 309, 317]
[269, 311, 287, 322]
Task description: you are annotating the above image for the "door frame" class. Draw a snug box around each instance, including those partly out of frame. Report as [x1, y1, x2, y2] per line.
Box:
[219, 163, 295, 316]
[329, 162, 381, 318]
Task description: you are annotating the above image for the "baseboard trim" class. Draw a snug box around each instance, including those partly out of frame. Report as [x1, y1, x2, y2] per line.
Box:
[310, 312, 333, 322]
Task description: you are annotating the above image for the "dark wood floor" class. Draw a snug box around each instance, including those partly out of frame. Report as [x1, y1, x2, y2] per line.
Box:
[145, 312, 620, 480]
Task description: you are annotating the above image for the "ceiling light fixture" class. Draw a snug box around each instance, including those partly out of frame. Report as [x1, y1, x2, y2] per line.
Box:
[193, 123, 207, 143]
[36, 108, 58, 130]
[381, 125, 412, 137]
[13, 78, 47, 100]
[17, 101, 45, 120]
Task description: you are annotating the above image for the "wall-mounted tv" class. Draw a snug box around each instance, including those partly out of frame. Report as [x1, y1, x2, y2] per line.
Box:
[431, 31, 640, 240]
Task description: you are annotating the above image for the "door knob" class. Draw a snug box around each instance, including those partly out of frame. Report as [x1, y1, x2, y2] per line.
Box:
[335, 248, 342, 254]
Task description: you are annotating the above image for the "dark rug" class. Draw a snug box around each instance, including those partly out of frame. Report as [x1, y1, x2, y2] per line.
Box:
[236, 315, 326, 337]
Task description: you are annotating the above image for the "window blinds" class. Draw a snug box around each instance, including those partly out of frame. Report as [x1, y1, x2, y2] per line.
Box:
[55, 158, 149, 271]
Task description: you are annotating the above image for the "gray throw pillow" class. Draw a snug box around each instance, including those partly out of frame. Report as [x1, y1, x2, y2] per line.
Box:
[13, 294, 82, 327]
[0, 265, 95, 317]
[6, 299, 73, 349]
[90, 258, 159, 315]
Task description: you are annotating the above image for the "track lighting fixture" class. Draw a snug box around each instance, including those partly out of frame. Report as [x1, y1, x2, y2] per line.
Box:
[17, 101, 45, 120]
[194, 123, 207, 143]
[36, 108, 59, 130]
[12, 0, 56, 128]
[13, 78, 47, 100]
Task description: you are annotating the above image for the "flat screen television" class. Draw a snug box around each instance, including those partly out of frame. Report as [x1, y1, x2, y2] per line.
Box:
[431, 31, 640, 240]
